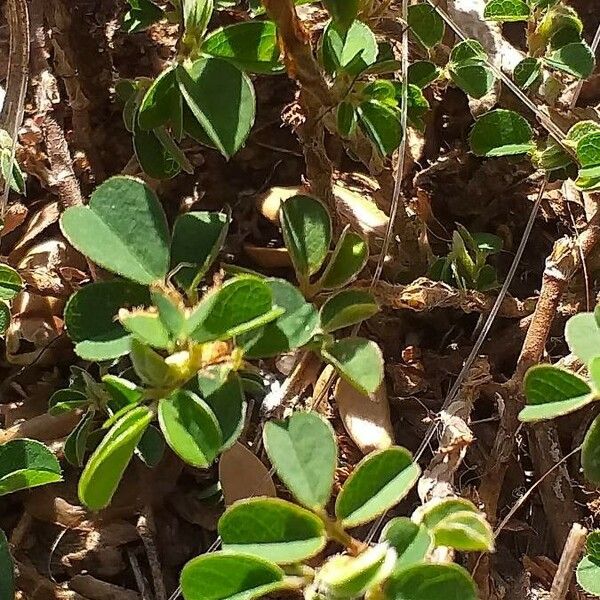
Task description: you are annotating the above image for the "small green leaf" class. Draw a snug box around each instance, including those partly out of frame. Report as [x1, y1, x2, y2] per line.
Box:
[263, 412, 337, 510]
[321, 20, 378, 76]
[64, 411, 95, 467]
[316, 544, 396, 598]
[219, 497, 327, 563]
[576, 165, 600, 191]
[78, 406, 152, 510]
[357, 100, 403, 157]
[337, 101, 358, 138]
[565, 311, 600, 365]
[0, 439, 62, 496]
[151, 289, 187, 339]
[119, 308, 172, 349]
[60, 176, 170, 284]
[171, 211, 230, 291]
[320, 289, 379, 333]
[0, 528, 14, 600]
[408, 61, 441, 88]
[177, 57, 256, 159]
[133, 123, 182, 180]
[335, 447, 420, 528]
[322, 0, 359, 29]
[408, 3, 445, 48]
[202, 21, 283, 74]
[103, 375, 144, 410]
[514, 58, 543, 90]
[48, 389, 89, 415]
[380, 518, 433, 569]
[180, 552, 288, 600]
[582, 414, 600, 485]
[545, 42, 595, 79]
[197, 366, 247, 451]
[385, 563, 478, 600]
[577, 131, 600, 168]
[180, 0, 214, 54]
[450, 39, 486, 64]
[321, 337, 384, 396]
[186, 276, 280, 343]
[484, 0, 530, 21]
[577, 555, 600, 597]
[587, 530, 600, 560]
[0, 302, 9, 335]
[138, 67, 182, 131]
[432, 510, 494, 552]
[64, 281, 151, 361]
[413, 497, 479, 529]
[241, 279, 320, 358]
[469, 109, 535, 157]
[123, 0, 164, 33]
[158, 389, 223, 468]
[0, 265, 23, 301]
[519, 365, 595, 422]
[319, 228, 369, 290]
[450, 63, 496, 99]
[136, 425, 165, 468]
[551, 27, 582, 50]
[280, 195, 331, 279]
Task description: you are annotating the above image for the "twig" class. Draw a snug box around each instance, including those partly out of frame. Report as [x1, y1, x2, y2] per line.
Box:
[549, 523, 587, 600]
[137, 508, 167, 600]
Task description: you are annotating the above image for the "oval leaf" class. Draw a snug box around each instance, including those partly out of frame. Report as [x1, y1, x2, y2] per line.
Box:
[335, 447, 420, 527]
[158, 389, 223, 468]
[577, 555, 600, 597]
[263, 412, 337, 510]
[469, 109, 535, 157]
[0, 439, 62, 496]
[431, 510, 494, 552]
[60, 176, 170, 284]
[78, 406, 152, 510]
[484, 0, 530, 21]
[565, 311, 600, 365]
[321, 20, 378, 76]
[219, 497, 327, 563]
[520, 365, 595, 422]
[357, 100, 403, 157]
[582, 414, 600, 485]
[320, 289, 379, 333]
[545, 42, 595, 79]
[0, 265, 23, 301]
[180, 552, 288, 600]
[407, 3, 445, 48]
[319, 228, 369, 290]
[380, 517, 432, 570]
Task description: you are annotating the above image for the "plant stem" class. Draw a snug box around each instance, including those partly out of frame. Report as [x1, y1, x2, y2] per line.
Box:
[319, 512, 367, 556]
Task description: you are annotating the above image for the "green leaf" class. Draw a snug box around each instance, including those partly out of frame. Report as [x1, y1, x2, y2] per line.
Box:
[385, 563, 478, 600]
[565, 311, 600, 365]
[202, 21, 283, 74]
[335, 447, 420, 527]
[450, 63, 496, 99]
[320, 289, 379, 333]
[545, 42, 595, 79]
[151, 289, 187, 339]
[380, 518, 433, 569]
[337, 101, 358, 138]
[103, 375, 144, 411]
[171, 211, 230, 291]
[431, 510, 494, 552]
[408, 61, 441, 88]
[119, 308, 172, 349]
[450, 39, 486, 64]
[587, 530, 600, 560]
[577, 555, 600, 597]
[357, 100, 403, 157]
[60, 176, 170, 284]
[321, 20, 378, 76]
[158, 389, 222, 468]
[180, 0, 214, 54]
[469, 109, 535, 157]
[64, 281, 151, 361]
[319, 228, 369, 290]
[551, 27, 582, 50]
[180, 552, 288, 600]
[138, 67, 182, 131]
[582, 414, 600, 485]
[197, 367, 246, 451]
[514, 58, 543, 90]
[177, 57, 256, 159]
[413, 497, 479, 529]
[219, 497, 327, 563]
[187, 276, 281, 343]
[0, 528, 13, 600]
[263, 412, 337, 510]
[133, 124, 182, 180]
[241, 279, 319, 358]
[483, 0, 530, 21]
[48, 389, 89, 415]
[321, 337, 384, 396]
[316, 544, 396, 598]
[79, 406, 152, 510]
[577, 131, 600, 168]
[0, 265, 23, 301]
[407, 3, 445, 48]
[123, 0, 164, 33]
[0, 302, 9, 335]
[136, 425, 165, 468]
[519, 365, 595, 422]
[576, 165, 600, 191]
[64, 411, 95, 467]
[280, 194, 331, 279]
[322, 0, 359, 29]
[0, 439, 62, 496]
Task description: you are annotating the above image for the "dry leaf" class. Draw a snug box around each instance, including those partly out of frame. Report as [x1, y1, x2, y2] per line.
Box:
[255, 185, 303, 223]
[334, 379, 394, 455]
[244, 244, 292, 269]
[219, 442, 276, 506]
